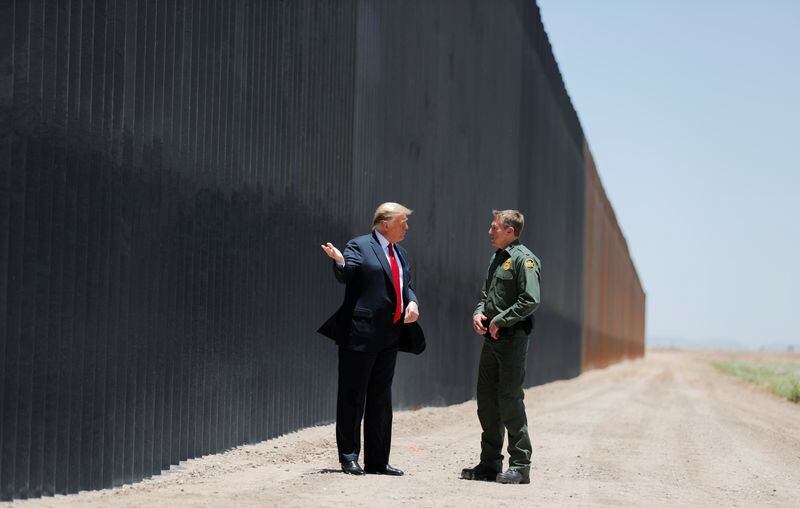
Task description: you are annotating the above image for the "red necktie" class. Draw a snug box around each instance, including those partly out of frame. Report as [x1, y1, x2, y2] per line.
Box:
[388, 244, 402, 323]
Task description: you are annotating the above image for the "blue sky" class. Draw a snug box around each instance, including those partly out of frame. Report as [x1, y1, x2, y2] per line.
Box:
[537, 1, 800, 348]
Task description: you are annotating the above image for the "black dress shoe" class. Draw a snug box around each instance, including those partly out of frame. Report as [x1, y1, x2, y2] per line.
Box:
[341, 460, 365, 475]
[365, 464, 404, 476]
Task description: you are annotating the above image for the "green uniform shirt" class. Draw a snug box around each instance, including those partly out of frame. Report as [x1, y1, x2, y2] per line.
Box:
[474, 239, 541, 329]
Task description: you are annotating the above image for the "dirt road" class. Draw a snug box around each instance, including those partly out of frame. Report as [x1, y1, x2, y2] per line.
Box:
[12, 350, 800, 507]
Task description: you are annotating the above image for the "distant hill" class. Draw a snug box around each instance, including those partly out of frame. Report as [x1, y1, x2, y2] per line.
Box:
[647, 336, 797, 352]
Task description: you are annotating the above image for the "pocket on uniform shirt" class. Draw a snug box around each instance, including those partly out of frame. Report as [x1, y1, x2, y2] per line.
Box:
[495, 269, 514, 280]
[494, 268, 515, 299]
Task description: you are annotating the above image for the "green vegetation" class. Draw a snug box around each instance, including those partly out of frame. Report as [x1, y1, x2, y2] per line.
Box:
[712, 360, 800, 403]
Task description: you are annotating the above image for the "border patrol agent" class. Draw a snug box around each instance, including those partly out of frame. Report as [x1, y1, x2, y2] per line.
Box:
[461, 209, 541, 485]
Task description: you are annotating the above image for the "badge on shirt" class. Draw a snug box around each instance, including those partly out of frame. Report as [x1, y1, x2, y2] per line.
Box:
[503, 259, 511, 270]
[525, 258, 537, 270]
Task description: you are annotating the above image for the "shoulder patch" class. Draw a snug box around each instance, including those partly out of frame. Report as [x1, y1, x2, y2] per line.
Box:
[525, 258, 537, 270]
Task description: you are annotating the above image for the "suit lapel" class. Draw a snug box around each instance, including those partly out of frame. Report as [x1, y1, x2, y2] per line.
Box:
[370, 232, 393, 283]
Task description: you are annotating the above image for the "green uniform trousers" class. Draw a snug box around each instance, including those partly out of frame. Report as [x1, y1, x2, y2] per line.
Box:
[477, 335, 532, 475]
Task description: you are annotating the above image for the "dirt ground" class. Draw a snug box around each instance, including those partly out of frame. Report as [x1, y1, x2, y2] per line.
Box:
[10, 349, 800, 507]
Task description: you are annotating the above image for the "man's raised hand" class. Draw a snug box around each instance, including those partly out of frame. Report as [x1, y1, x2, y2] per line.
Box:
[321, 242, 344, 265]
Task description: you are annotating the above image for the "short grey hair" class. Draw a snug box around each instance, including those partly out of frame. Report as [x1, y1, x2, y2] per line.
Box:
[492, 209, 524, 237]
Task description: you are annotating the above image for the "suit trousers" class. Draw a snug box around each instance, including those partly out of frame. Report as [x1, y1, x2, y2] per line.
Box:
[336, 346, 398, 467]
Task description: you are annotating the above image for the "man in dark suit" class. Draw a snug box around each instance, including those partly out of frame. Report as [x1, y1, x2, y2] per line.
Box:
[319, 202, 420, 476]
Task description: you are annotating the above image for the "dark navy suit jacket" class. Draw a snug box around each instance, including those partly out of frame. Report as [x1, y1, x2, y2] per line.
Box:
[318, 232, 424, 353]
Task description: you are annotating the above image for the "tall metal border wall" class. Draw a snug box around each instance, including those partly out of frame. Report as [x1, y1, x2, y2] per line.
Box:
[0, 0, 644, 500]
[582, 148, 646, 370]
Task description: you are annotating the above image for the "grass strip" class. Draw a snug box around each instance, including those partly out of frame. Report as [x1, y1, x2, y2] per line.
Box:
[712, 360, 800, 402]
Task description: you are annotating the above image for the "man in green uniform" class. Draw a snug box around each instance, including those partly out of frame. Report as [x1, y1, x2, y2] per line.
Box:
[461, 209, 541, 485]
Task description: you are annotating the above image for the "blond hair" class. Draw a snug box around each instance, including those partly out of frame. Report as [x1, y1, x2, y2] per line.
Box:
[371, 202, 413, 230]
[492, 209, 524, 237]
